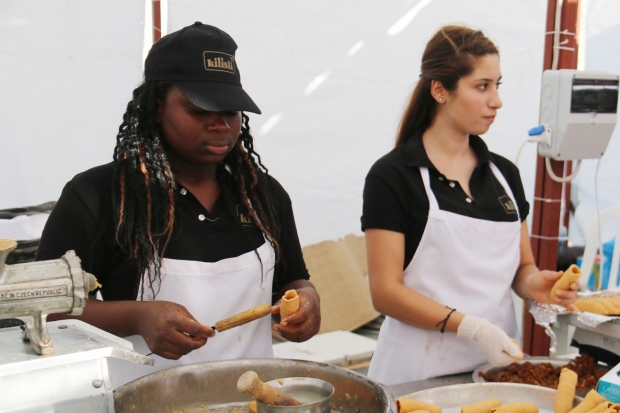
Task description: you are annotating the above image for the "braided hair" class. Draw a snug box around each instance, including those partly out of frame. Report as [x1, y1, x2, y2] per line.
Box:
[112, 81, 280, 298]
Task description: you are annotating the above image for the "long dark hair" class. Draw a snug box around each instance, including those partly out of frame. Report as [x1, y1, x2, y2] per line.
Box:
[112, 81, 280, 297]
[396, 25, 499, 146]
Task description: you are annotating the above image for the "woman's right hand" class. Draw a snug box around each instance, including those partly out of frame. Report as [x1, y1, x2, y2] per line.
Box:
[135, 301, 215, 360]
[457, 315, 523, 367]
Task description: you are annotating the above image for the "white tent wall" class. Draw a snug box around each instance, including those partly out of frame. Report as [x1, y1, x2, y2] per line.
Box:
[2, 1, 617, 248]
[0, 1, 146, 210]
[167, 0, 548, 246]
[570, 0, 620, 246]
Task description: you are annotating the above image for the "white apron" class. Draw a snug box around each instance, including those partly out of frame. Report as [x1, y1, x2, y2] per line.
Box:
[109, 240, 275, 388]
[367, 163, 521, 386]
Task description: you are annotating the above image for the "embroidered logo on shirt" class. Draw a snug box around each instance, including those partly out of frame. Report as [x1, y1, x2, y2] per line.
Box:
[498, 195, 518, 214]
[236, 205, 253, 225]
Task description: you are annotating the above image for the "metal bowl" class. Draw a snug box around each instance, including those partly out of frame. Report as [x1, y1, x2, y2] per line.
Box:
[113, 358, 396, 413]
[257, 377, 334, 413]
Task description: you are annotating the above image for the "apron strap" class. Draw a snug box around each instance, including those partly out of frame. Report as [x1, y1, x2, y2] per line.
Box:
[419, 167, 439, 211]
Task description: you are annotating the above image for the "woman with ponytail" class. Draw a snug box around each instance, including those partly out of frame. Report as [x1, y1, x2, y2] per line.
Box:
[36, 23, 320, 380]
[361, 25, 576, 385]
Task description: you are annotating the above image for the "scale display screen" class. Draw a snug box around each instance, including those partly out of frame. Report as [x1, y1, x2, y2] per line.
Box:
[571, 78, 619, 114]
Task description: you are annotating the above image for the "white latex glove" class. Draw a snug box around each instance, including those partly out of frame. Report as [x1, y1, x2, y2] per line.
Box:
[457, 315, 523, 367]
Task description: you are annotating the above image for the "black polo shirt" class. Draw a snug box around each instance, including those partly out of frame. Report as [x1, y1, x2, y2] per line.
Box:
[36, 162, 310, 302]
[361, 131, 529, 269]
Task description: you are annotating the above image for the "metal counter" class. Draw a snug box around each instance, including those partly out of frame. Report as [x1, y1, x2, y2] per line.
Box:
[387, 372, 474, 398]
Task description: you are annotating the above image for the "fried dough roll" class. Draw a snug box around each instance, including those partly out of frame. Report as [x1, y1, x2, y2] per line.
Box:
[555, 368, 578, 413]
[280, 289, 300, 319]
[585, 402, 613, 413]
[574, 299, 608, 315]
[568, 390, 608, 413]
[492, 402, 539, 413]
[593, 298, 618, 315]
[461, 398, 502, 413]
[396, 398, 442, 413]
[550, 265, 582, 303]
[248, 400, 258, 413]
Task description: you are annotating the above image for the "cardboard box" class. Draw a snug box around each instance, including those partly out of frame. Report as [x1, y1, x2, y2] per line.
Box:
[597, 362, 620, 402]
[300, 234, 380, 334]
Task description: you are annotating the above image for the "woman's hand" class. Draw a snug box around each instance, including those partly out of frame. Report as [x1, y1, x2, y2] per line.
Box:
[513, 221, 578, 309]
[135, 301, 215, 359]
[272, 280, 321, 342]
[527, 270, 578, 307]
[457, 315, 523, 367]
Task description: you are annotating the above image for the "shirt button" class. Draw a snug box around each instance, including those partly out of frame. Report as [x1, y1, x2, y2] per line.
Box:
[449, 182, 455, 188]
[180, 188, 187, 195]
[466, 198, 472, 203]
[198, 214, 206, 221]
[438, 176, 444, 181]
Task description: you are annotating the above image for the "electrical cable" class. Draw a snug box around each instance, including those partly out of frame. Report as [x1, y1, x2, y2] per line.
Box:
[594, 157, 603, 289]
[544, 157, 582, 183]
[514, 138, 529, 165]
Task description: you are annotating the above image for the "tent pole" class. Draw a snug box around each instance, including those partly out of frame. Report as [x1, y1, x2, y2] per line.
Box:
[522, 0, 581, 356]
[153, 1, 161, 42]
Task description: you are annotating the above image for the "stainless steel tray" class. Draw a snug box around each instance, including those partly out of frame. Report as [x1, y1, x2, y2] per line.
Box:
[472, 357, 566, 384]
[402, 382, 581, 413]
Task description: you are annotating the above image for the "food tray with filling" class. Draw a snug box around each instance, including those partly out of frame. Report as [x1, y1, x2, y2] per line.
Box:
[472, 355, 608, 397]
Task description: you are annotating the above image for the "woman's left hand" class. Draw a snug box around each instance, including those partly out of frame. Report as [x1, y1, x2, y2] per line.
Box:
[272, 281, 321, 342]
[528, 270, 578, 308]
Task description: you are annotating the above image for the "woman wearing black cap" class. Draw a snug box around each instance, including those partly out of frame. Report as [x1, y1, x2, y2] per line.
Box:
[361, 25, 577, 385]
[36, 22, 320, 373]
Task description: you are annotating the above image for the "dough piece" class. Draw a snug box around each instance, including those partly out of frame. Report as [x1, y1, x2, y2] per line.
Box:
[280, 289, 300, 319]
[550, 265, 582, 303]
[569, 390, 608, 413]
[585, 402, 613, 413]
[608, 297, 620, 313]
[461, 398, 503, 413]
[593, 298, 618, 315]
[248, 400, 258, 413]
[574, 299, 608, 315]
[492, 402, 539, 413]
[396, 398, 442, 413]
[555, 368, 578, 413]
[410, 410, 431, 413]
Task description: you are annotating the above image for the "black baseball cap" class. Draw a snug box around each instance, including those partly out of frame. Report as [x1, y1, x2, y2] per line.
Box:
[144, 22, 261, 114]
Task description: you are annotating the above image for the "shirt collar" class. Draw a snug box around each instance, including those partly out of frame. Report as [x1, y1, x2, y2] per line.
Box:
[402, 130, 493, 169]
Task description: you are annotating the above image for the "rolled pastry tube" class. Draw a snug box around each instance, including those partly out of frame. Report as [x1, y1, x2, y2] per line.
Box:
[248, 401, 258, 413]
[492, 402, 539, 413]
[396, 398, 442, 413]
[461, 398, 503, 413]
[585, 402, 612, 413]
[574, 299, 608, 315]
[555, 368, 578, 413]
[410, 410, 431, 413]
[568, 390, 608, 413]
[593, 298, 617, 315]
[608, 297, 620, 313]
[550, 265, 582, 302]
[280, 289, 300, 319]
